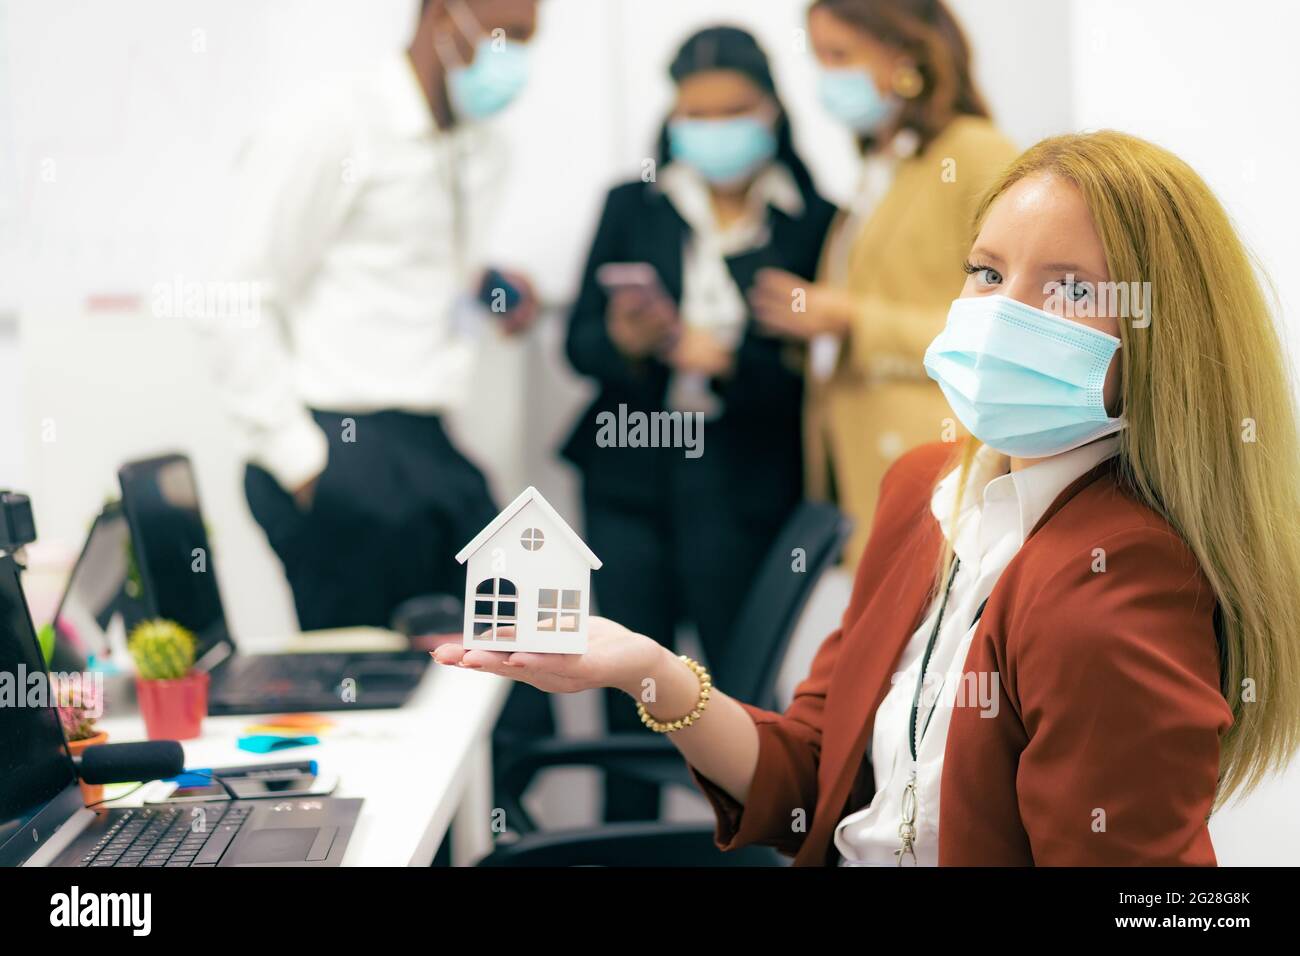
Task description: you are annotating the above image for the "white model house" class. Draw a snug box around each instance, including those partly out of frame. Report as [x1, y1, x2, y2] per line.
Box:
[455, 486, 602, 654]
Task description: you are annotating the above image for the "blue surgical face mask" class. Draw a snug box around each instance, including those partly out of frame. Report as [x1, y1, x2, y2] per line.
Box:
[447, 37, 530, 121]
[667, 116, 778, 186]
[817, 67, 897, 134]
[923, 294, 1125, 458]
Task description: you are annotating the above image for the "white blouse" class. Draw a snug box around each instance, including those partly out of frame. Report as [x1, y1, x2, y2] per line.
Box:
[834, 435, 1121, 866]
[654, 161, 804, 418]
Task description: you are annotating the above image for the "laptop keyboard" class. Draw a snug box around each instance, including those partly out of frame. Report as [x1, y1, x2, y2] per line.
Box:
[78, 804, 253, 867]
[224, 653, 362, 689]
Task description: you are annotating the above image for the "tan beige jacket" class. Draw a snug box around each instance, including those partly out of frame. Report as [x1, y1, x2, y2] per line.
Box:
[806, 116, 1020, 566]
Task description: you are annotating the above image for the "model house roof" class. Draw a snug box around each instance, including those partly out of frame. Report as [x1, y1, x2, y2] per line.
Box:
[455, 486, 602, 569]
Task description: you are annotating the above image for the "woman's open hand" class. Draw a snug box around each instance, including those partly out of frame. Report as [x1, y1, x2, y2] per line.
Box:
[439, 616, 761, 805]
[430, 616, 667, 697]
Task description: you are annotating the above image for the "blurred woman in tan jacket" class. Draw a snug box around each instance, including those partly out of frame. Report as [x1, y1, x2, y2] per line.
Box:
[751, 0, 1018, 566]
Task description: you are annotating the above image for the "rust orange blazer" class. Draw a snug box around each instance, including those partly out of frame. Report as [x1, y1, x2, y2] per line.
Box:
[692, 441, 1233, 865]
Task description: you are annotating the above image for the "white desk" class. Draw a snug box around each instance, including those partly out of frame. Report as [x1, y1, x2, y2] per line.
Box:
[97, 640, 511, 867]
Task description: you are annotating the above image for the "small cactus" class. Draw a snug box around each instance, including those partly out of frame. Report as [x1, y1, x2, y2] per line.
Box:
[128, 619, 197, 681]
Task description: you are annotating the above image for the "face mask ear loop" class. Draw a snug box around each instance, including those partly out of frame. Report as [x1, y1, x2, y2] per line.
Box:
[431, 28, 467, 74]
[446, 0, 488, 51]
[431, 27, 467, 73]
[431, 0, 481, 73]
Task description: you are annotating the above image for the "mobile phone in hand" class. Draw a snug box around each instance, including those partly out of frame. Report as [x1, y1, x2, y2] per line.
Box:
[596, 262, 671, 305]
[478, 268, 525, 317]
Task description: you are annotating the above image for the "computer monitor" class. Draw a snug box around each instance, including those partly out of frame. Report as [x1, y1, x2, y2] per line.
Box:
[117, 455, 230, 666]
[0, 552, 85, 867]
[50, 502, 144, 674]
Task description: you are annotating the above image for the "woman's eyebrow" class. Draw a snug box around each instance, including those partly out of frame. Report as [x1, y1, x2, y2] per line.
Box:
[1041, 261, 1103, 279]
[968, 247, 1006, 265]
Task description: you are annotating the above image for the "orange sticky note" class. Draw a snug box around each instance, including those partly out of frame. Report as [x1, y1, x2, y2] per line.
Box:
[246, 714, 334, 734]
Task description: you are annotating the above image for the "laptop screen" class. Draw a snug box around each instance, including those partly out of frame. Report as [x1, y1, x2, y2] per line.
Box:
[0, 553, 80, 858]
[117, 455, 229, 661]
[51, 504, 141, 673]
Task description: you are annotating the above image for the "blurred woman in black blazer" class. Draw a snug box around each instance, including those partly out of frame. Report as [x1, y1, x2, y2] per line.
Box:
[562, 26, 837, 821]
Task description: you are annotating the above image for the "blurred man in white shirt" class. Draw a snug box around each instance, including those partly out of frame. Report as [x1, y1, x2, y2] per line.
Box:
[204, 0, 541, 631]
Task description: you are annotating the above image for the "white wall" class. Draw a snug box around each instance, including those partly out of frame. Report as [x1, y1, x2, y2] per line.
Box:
[0, 0, 22, 489]
[1067, 0, 1300, 365]
[0, 320, 18, 490]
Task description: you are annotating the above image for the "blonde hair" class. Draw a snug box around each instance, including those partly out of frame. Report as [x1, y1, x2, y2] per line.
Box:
[941, 131, 1300, 803]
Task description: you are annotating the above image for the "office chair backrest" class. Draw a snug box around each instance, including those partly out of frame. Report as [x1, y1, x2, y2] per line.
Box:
[477, 822, 784, 867]
[719, 502, 851, 712]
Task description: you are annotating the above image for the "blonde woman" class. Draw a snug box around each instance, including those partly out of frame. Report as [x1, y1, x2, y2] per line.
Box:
[436, 131, 1300, 866]
[748, 0, 1019, 567]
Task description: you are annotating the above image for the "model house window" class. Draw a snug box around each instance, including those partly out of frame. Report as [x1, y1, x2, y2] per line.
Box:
[473, 577, 518, 640]
[537, 588, 581, 632]
[520, 527, 545, 551]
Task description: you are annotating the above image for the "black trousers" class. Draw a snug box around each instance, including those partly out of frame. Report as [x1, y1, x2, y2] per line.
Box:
[583, 458, 790, 822]
[245, 409, 554, 736]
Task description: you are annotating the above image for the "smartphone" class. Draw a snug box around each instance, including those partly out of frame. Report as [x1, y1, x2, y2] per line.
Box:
[596, 262, 671, 303]
[477, 268, 525, 317]
[141, 763, 338, 803]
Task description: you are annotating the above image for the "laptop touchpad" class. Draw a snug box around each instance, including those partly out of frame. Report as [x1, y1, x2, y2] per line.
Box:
[236, 828, 320, 863]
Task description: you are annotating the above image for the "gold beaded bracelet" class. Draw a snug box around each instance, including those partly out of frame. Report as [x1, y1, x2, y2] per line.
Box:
[636, 655, 713, 734]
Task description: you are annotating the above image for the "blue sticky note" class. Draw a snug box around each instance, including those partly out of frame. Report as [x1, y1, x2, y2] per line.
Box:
[237, 734, 319, 754]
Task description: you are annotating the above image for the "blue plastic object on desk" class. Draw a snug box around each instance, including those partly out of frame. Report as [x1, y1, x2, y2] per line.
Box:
[237, 734, 320, 754]
[169, 770, 216, 789]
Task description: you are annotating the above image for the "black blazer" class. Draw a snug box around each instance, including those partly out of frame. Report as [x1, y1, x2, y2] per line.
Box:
[561, 174, 836, 518]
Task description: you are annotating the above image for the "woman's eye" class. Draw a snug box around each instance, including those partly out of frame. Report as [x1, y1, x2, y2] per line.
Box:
[963, 262, 1001, 287]
[1056, 279, 1092, 302]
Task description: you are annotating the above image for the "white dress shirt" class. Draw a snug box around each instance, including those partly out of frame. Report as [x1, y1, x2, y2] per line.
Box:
[654, 161, 804, 418]
[834, 435, 1121, 866]
[203, 53, 503, 491]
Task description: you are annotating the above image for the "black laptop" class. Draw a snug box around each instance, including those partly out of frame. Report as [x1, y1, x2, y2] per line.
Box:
[116, 454, 429, 714]
[0, 552, 361, 867]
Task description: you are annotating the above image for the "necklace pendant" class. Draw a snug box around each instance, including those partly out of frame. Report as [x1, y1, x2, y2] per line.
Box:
[896, 772, 920, 866]
[895, 826, 918, 867]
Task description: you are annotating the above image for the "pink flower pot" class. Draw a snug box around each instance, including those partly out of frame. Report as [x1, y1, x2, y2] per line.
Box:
[135, 671, 209, 741]
[66, 731, 109, 806]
